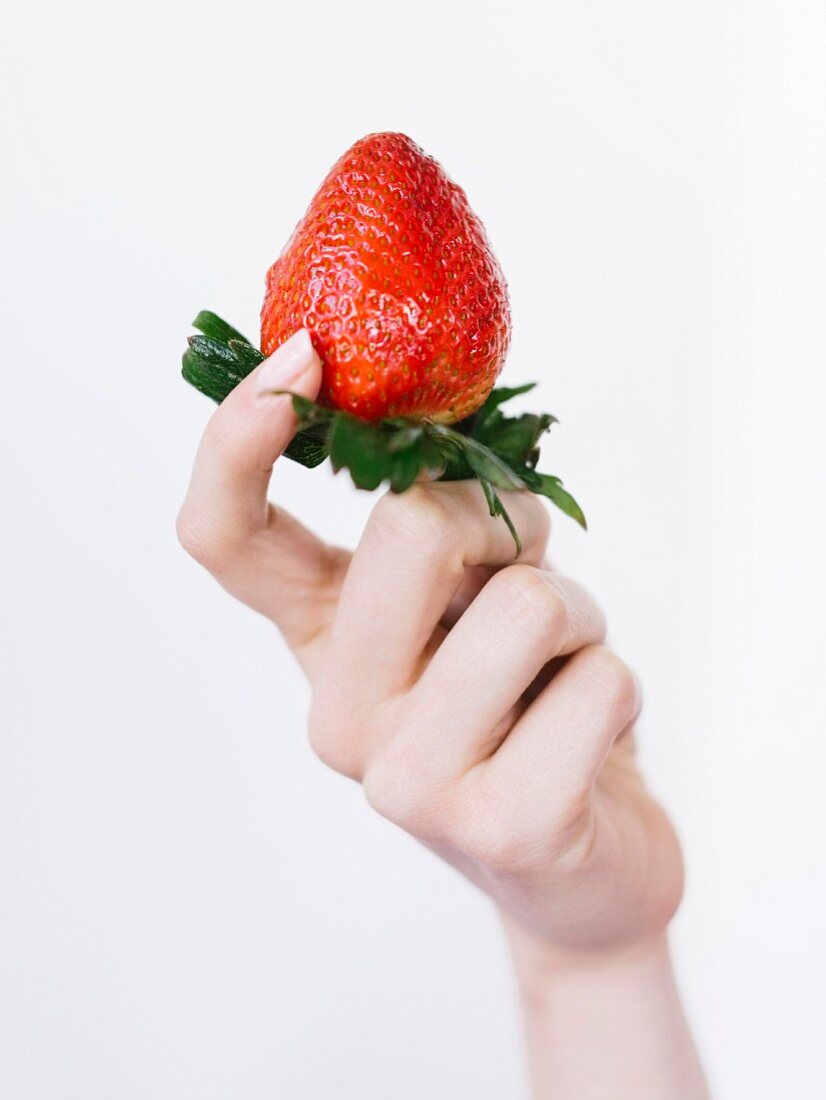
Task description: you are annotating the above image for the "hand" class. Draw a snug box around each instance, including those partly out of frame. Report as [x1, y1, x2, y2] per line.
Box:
[177, 331, 708, 1098]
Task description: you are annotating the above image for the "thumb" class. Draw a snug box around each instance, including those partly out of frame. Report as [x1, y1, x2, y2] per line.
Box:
[177, 330, 342, 645]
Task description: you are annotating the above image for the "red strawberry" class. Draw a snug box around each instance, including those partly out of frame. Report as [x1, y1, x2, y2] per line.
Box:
[183, 135, 586, 550]
[260, 132, 510, 423]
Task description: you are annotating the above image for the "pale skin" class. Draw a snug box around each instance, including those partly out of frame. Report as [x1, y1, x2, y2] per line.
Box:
[177, 329, 710, 1099]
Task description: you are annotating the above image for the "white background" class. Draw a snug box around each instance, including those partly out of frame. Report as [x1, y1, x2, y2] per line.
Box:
[2, 1, 825, 1096]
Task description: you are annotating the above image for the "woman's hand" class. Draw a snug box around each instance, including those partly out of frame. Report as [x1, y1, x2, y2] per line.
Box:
[177, 330, 709, 1098]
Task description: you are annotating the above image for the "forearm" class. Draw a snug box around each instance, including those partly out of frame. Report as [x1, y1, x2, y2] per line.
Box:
[504, 920, 709, 1100]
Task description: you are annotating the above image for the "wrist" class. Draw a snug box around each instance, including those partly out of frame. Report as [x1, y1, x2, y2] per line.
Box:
[501, 913, 673, 1003]
[500, 916, 709, 1100]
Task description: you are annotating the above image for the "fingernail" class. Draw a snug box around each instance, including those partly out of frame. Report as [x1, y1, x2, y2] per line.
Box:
[255, 330, 317, 395]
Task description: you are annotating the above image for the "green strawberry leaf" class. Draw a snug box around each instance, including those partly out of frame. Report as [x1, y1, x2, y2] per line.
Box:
[278, 393, 335, 468]
[193, 310, 254, 347]
[285, 392, 333, 426]
[182, 324, 262, 403]
[478, 477, 523, 557]
[432, 426, 527, 493]
[182, 345, 249, 403]
[518, 468, 588, 530]
[433, 440, 473, 482]
[475, 382, 537, 425]
[387, 443, 426, 493]
[228, 339, 265, 371]
[181, 311, 588, 550]
[284, 424, 330, 468]
[385, 423, 424, 452]
[472, 410, 557, 469]
[187, 334, 243, 367]
[329, 414, 392, 491]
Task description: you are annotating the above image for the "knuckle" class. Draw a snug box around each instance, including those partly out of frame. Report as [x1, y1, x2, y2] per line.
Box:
[465, 818, 537, 874]
[368, 485, 456, 561]
[517, 490, 552, 546]
[454, 779, 538, 872]
[363, 764, 409, 825]
[174, 504, 199, 557]
[586, 646, 641, 723]
[175, 505, 228, 573]
[306, 700, 361, 779]
[363, 753, 451, 839]
[495, 564, 567, 632]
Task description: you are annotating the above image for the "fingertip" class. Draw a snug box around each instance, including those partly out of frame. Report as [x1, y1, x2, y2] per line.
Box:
[254, 328, 322, 400]
[197, 329, 323, 480]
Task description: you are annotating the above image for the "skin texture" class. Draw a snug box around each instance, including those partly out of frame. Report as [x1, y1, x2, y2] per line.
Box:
[177, 330, 709, 1099]
[260, 133, 510, 422]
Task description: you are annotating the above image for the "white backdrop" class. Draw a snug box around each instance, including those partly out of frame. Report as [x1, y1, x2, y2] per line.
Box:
[2, 2, 825, 1097]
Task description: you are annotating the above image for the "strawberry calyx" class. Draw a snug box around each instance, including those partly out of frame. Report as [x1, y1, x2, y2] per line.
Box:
[182, 311, 586, 555]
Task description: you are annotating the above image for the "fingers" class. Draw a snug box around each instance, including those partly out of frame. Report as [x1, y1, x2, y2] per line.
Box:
[305, 481, 550, 779]
[360, 644, 640, 857]
[473, 644, 642, 823]
[177, 330, 344, 647]
[402, 568, 607, 772]
[323, 480, 551, 699]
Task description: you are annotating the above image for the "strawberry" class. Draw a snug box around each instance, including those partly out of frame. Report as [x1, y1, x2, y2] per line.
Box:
[181, 134, 586, 552]
[260, 132, 510, 423]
